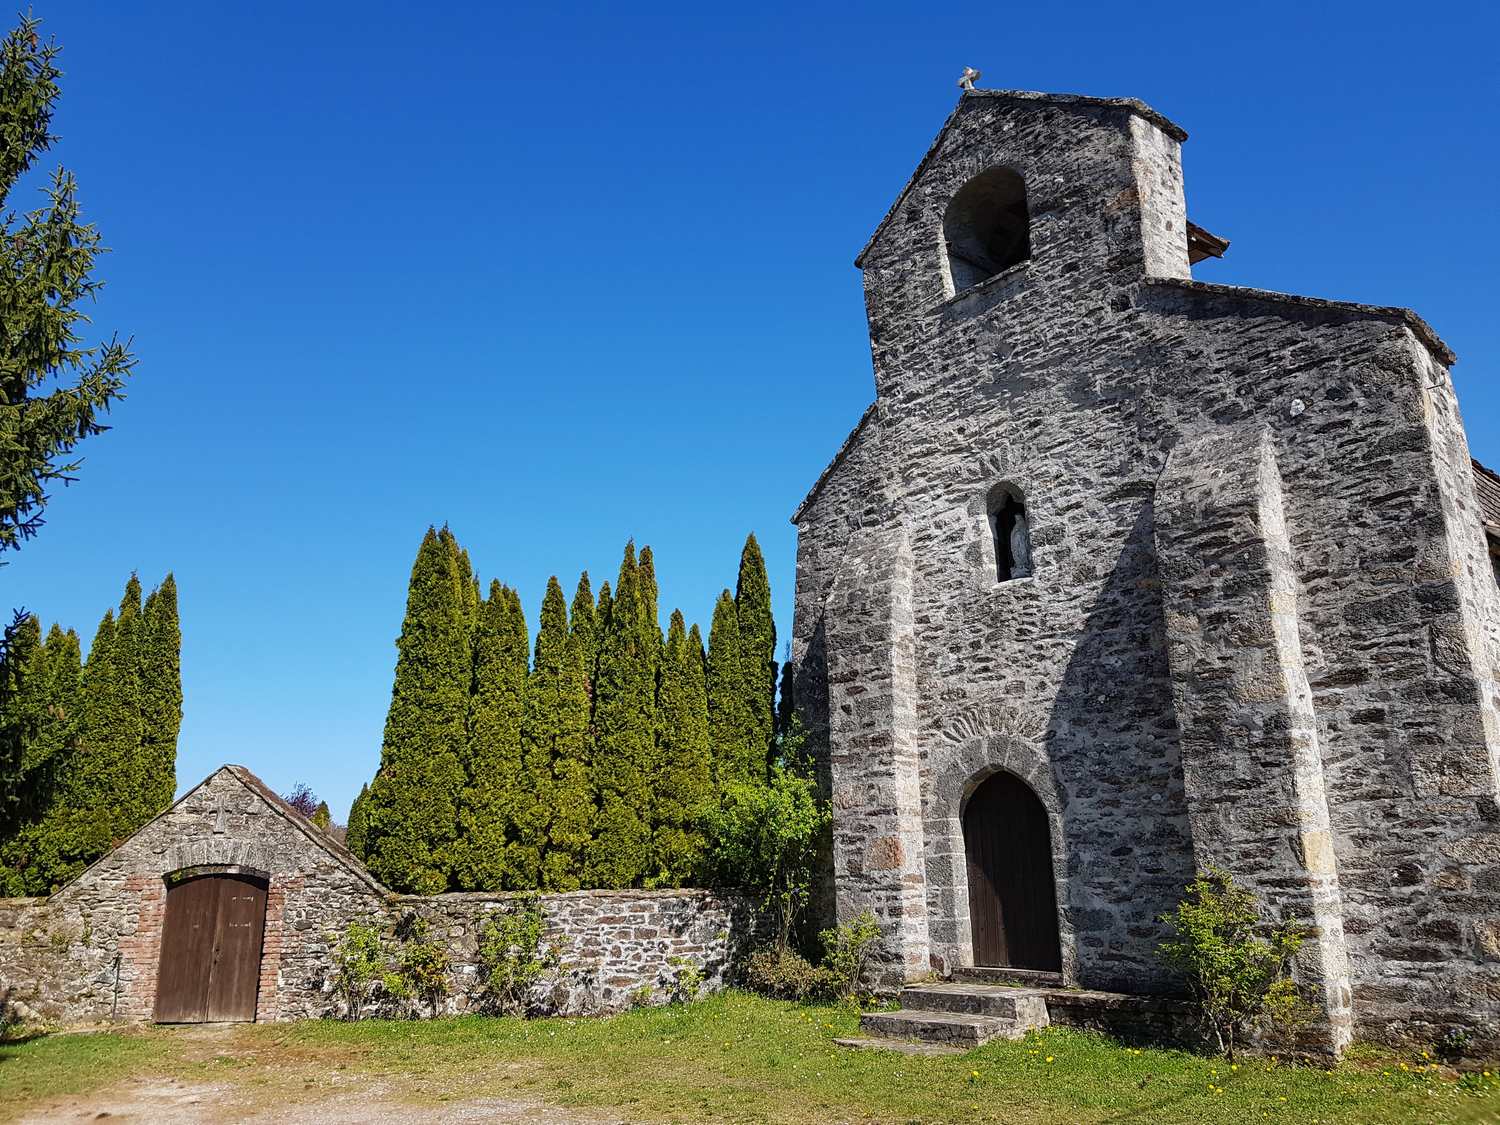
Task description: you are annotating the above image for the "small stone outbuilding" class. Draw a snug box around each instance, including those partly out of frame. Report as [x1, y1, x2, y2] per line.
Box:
[0, 765, 745, 1024]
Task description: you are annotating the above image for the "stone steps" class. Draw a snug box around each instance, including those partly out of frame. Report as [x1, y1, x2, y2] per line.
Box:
[898, 982, 1050, 1024]
[951, 965, 1064, 989]
[839, 973, 1185, 1055]
[830, 1035, 967, 1057]
[859, 1007, 1036, 1048]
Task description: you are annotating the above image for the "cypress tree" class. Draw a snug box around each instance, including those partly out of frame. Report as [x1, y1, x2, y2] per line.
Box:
[454, 581, 529, 890]
[542, 612, 594, 890]
[651, 611, 713, 886]
[707, 589, 754, 786]
[138, 575, 181, 817]
[0, 620, 82, 894]
[311, 801, 331, 831]
[0, 615, 41, 839]
[596, 581, 613, 643]
[587, 544, 654, 887]
[362, 527, 472, 894]
[345, 782, 370, 859]
[569, 571, 597, 686]
[517, 578, 570, 886]
[734, 534, 777, 777]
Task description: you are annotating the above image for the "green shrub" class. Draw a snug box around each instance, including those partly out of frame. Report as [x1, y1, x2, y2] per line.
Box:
[743, 946, 836, 1002]
[476, 896, 560, 1016]
[392, 915, 450, 1018]
[331, 921, 385, 1020]
[1157, 866, 1307, 1060]
[819, 909, 882, 1005]
[666, 956, 704, 1004]
[706, 768, 828, 954]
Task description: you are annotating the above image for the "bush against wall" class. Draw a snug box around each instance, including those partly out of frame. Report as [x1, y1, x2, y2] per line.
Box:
[355, 528, 797, 896]
[1157, 866, 1308, 1060]
[476, 896, 561, 1016]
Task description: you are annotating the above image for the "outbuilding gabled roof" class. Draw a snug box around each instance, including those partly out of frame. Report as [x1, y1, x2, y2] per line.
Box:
[854, 88, 1190, 269]
[47, 764, 387, 899]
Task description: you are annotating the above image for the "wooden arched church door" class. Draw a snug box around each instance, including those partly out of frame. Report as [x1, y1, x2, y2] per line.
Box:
[963, 772, 1061, 971]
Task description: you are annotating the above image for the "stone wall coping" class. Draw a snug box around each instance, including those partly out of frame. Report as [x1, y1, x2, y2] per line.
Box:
[854, 87, 1187, 269]
[1143, 276, 1456, 366]
[394, 887, 739, 905]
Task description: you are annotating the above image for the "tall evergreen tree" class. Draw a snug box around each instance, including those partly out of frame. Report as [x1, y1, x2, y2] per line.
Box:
[542, 613, 594, 890]
[362, 527, 473, 893]
[569, 571, 597, 685]
[517, 579, 569, 886]
[596, 581, 613, 639]
[734, 534, 777, 777]
[311, 801, 331, 831]
[345, 782, 370, 859]
[651, 611, 713, 885]
[707, 589, 754, 786]
[138, 575, 181, 815]
[0, 15, 135, 557]
[587, 544, 654, 887]
[453, 581, 529, 890]
[0, 615, 41, 837]
[0, 619, 81, 893]
[0, 576, 176, 894]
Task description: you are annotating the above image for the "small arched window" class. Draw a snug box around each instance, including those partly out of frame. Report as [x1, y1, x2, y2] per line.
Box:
[944, 167, 1031, 293]
[988, 484, 1032, 583]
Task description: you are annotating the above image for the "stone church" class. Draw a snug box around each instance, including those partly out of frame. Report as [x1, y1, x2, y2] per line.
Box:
[790, 87, 1500, 1052]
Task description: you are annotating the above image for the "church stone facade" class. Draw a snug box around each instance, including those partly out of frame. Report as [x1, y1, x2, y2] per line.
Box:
[790, 88, 1500, 1052]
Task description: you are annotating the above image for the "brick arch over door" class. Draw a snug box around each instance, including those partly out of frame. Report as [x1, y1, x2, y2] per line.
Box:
[923, 732, 1075, 981]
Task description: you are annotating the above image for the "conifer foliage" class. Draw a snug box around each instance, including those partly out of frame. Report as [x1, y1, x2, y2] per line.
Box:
[362, 527, 473, 895]
[587, 544, 656, 888]
[0, 15, 135, 556]
[453, 582, 529, 891]
[356, 527, 788, 893]
[735, 535, 777, 777]
[651, 612, 713, 885]
[0, 574, 181, 894]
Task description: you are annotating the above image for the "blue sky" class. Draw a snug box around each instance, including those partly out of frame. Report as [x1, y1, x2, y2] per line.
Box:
[6, 2, 1497, 820]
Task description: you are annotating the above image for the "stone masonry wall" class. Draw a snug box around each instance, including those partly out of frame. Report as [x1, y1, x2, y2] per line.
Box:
[0, 766, 750, 1025]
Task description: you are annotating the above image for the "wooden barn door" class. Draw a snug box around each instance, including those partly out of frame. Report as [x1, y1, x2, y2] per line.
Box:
[154, 872, 268, 1023]
[963, 772, 1061, 972]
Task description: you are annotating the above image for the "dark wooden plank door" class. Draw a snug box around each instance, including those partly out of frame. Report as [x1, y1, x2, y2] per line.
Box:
[154, 873, 268, 1023]
[205, 876, 267, 1022]
[154, 874, 220, 1022]
[963, 772, 1062, 972]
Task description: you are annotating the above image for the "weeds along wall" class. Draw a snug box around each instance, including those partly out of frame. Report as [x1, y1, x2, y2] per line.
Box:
[0, 766, 752, 1025]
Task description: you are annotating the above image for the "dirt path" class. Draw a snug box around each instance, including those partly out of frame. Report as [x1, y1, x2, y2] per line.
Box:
[19, 1077, 615, 1124]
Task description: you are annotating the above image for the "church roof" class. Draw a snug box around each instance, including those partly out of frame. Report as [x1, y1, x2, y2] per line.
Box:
[791, 402, 878, 524]
[1474, 459, 1500, 536]
[854, 88, 1190, 269]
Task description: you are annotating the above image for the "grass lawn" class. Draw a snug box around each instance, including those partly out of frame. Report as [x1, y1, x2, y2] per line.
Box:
[3, 990, 1499, 1123]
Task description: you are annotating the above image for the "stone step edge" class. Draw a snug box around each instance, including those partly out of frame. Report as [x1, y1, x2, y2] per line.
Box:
[898, 983, 1052, 1020]
[860, 1008, 1019, 1046]
[832, 1035, 968, 1057]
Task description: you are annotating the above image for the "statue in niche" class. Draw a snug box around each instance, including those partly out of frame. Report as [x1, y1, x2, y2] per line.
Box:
[1009, 506, 1032, 578]
[990, 490, 1032, 582]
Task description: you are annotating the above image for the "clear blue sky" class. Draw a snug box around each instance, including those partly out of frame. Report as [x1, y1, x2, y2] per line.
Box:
[6, 2, 1498, 820]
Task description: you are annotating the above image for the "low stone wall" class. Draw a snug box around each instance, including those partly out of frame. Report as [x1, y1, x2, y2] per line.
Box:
[0, 767, 752, 1026]
[1, 883, 750, 1025]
